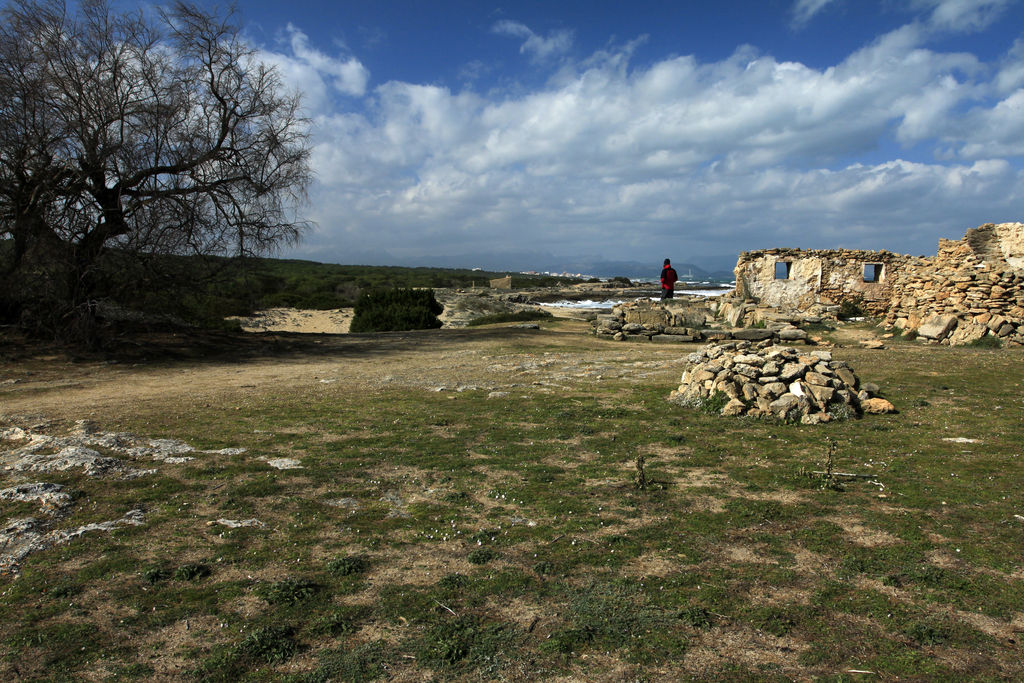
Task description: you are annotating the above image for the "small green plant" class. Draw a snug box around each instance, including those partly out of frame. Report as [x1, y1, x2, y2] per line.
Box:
[902, 620, 949, 646]
[174, 563, 211, 581]
[238, 625, 298, 663]
[413, 615, 519, 669]
[306, 641, 392, 682]
[819, 438, 844, 491]
[749, 606, 797, 637]
[143, 566, 170, 584]
[311, 606, 368, 636]
[634, 455, 648, 490]
[467, 548, 496, 565]
[438, 573, 470, 590]
[328, 555, 369, 577]
[679, 606, 713, 629]
[533, 561, 555, 576]
[694, 390, 729, 415]
[258, 578, 318, 604]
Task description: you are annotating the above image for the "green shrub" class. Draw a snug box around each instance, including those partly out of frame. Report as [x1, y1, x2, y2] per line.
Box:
[328, 555, 369, 577]
[349, 288, 443, 333]
[467, 548, 497, 565]
[238, 625, 298, 663]
[174, 563, 211, 581]
[258, 578, 318, 604]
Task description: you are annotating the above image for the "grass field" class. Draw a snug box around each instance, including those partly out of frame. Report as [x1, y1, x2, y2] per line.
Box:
[1, 320, 1022, 680]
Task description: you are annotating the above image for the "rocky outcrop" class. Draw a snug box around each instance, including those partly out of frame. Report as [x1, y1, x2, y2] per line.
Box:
[593, 299, 813, 344]
[669, 341, 892, 423]
[0, 421, 246, 574]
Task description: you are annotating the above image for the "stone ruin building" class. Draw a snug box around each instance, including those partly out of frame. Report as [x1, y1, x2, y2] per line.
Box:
[716, 222, 1024, 347]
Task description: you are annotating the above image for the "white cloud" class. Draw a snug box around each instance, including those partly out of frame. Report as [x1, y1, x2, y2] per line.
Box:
[279, 16, 1024, 267]
[258, 25, 369, 114]
[791, 0, 840, 28]
[914, 0, 1012, 32]
[492, 20, 573, 62]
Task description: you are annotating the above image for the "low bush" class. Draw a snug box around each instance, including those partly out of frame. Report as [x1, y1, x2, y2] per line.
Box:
[349, 288, 443, 333]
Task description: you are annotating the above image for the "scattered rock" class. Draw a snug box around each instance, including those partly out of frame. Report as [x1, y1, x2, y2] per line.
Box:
[210, 518, 264, 528]
[1, 509, 145, 575]
[860, 398, 898, 414]
[266, 458, 302, 470]
[0, 483, 71, 513]
[325, 498, 360, 510]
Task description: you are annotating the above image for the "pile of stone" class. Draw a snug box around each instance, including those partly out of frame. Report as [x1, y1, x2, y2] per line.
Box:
[885, 225, 1024, 346]
[594, 300, 810, 344]
[669, 341, 895, 423]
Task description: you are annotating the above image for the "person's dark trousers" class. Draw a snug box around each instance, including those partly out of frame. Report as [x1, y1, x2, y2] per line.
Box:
[661, 288, 674, 299]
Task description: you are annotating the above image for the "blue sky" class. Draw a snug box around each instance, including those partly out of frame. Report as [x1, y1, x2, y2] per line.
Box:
[210, 0, 1024, 272]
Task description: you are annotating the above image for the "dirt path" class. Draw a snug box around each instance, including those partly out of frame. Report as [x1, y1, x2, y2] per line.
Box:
[0, 322, 689, 425]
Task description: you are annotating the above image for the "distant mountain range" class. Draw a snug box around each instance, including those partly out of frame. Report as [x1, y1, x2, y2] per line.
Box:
[356, 249, 738, 281]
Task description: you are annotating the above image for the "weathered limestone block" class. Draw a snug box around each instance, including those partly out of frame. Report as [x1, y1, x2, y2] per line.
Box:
[834, 367, 857, 387]
[733, 364, 760, 379]
[733, 328, 774, 341]
[778, 327, 807, 341]
[769, 394, 801, 419]
[917, 314, 958, 340]
[861, 398, 897, 414]
[775, 364, 802, 383]
[721, 399, 746, 417]
[806, 383, 835, 407]
[804, 371, 830, 386]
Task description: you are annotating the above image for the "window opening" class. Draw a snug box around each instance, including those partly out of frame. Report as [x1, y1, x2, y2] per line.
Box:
[774, 261, 791, 280]
[863, 263, 882, 282]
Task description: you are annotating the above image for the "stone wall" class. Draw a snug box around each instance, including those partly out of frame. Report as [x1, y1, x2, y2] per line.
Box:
[730, 222, 1024, 347]
[734, 248, 912, 315]
[884, 223, 1024, 346]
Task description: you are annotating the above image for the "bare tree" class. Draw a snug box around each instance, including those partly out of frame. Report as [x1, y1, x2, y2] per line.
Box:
[0, 0, 311, 341]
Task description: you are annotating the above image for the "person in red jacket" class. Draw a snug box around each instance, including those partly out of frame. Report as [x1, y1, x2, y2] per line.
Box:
[660, 258, 678, 299]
